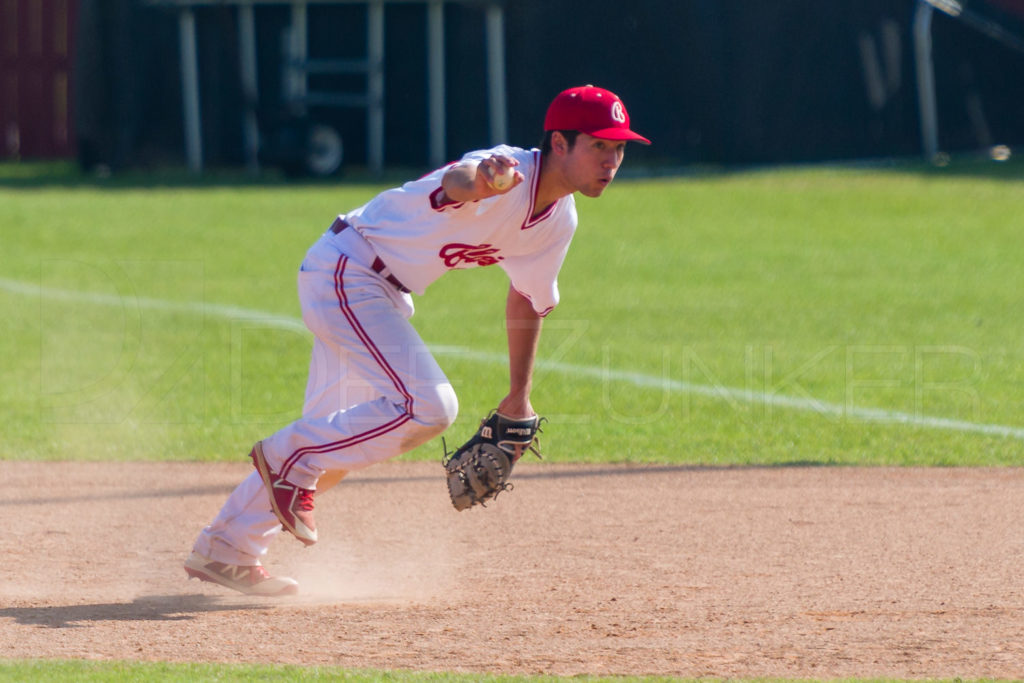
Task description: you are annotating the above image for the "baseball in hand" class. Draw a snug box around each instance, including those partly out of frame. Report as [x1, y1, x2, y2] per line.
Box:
[488, 165, 516, 191]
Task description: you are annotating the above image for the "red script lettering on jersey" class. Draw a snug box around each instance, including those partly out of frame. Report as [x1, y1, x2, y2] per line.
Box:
[439, 243, 503, 267]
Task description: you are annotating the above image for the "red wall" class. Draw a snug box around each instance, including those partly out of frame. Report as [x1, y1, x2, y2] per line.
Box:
[1, 0, 78, 159]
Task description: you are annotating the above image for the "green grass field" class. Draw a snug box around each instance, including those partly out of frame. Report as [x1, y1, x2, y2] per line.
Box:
[0, 660, 994, 683]
[0, 660, 700, 682]
[2, 160, 1021, 467]
[9, 664, 926, 683]
[1, 159, 1022, 682]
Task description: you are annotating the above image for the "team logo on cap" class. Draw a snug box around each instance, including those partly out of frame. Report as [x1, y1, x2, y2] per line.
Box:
[610, 101, 626, 124]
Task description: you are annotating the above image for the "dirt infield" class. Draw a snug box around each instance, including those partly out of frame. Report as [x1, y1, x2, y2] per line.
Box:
[1, 461, 1022, 678]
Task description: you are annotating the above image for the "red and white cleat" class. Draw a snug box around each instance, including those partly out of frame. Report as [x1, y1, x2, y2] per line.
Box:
[250, 442, 318, 546]
[184, 552, 298, 596]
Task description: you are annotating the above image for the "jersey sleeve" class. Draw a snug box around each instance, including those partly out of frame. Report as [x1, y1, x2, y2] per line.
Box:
[499, 228, 574, 317]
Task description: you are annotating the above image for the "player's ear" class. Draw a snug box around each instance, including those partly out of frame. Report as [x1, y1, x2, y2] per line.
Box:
[551, 131, 569, 156]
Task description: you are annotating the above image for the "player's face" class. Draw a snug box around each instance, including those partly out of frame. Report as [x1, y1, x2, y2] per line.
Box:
[565, 133, 627, 198]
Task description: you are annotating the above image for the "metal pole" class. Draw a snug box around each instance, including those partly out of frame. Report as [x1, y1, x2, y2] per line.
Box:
[288, 1, 308, 106]
[178, 7, 202, 173]
[485, 3, 507, 145]
[913, 0, 939, 161]
[427, 0, 446, 168]
[367, 0, 385, 175]
[237, 2, 260, 173]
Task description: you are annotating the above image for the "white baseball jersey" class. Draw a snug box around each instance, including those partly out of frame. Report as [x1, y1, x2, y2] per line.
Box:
[343, 145, 578, 316]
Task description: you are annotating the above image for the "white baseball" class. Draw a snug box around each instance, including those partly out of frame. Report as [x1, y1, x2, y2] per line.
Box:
[489, 165, 515, 191]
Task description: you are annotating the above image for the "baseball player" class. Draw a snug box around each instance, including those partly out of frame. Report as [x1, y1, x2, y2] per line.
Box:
[185, 85, 650, 595]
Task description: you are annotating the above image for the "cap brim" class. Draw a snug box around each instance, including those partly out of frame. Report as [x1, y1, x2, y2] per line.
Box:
[588, 128, 652, 145]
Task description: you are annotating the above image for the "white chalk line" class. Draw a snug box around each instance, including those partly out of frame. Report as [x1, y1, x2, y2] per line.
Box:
[3, 275, 1022, 441]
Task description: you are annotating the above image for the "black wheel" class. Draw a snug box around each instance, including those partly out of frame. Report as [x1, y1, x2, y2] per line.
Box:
[306, 124, 343, 177]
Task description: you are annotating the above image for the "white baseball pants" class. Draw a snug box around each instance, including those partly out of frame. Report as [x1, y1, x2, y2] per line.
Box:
[193, 225, 458, 565]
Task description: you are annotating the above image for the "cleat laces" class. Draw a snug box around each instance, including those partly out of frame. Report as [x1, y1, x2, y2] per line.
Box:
[295, 487, 315, 512]
[251, 565, 272, 582]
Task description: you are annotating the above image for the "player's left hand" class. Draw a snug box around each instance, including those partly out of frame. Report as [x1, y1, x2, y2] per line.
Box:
[442, 410, 545, 511]
[496, 394, 533, 421]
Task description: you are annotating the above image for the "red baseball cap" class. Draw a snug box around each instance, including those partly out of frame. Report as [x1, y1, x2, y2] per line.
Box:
[544, 85, 651, 145]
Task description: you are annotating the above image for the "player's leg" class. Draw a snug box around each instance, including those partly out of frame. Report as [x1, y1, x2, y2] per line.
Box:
[189, 335, 359, 568]
[290, 327, 377, 492]
[220, 249, 455, 551]
[191, 240, 457, 567]
[191, 470, 282, 565]
[260, 253, 457, 489]
[190, 323, 384, 567]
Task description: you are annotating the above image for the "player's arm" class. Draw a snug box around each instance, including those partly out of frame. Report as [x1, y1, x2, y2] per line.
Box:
[441, 154, 524, 203]
[497, 285, 543, 419]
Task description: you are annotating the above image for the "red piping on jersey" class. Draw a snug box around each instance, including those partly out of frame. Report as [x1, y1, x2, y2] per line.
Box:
[428, 161, 463, 211]
[521, 149, 557, 231]
[512, 284, 556, 318]
[430, 185, 464, 212]
[279, 254, 414, 480]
